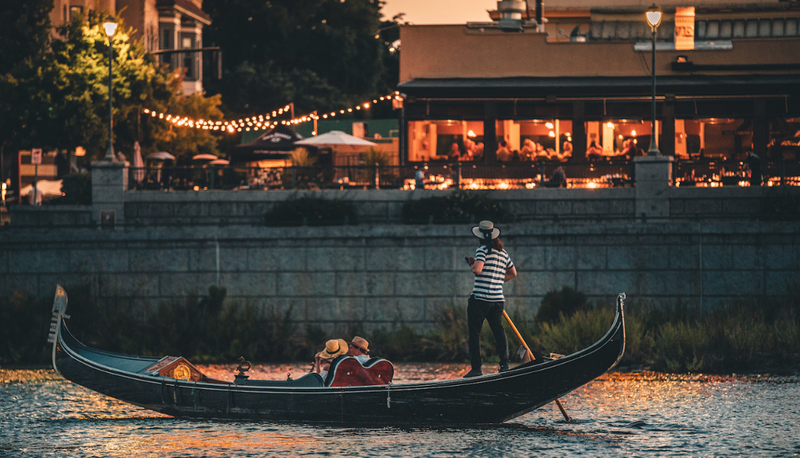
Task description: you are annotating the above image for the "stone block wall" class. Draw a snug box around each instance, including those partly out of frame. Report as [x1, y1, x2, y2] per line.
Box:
[122, 188, 638, 227]
[2, 221, 798, 334]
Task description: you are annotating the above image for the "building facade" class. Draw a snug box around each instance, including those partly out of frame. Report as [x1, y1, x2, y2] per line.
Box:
[49, 0, 211, 95]
[397, 0, 800, 187]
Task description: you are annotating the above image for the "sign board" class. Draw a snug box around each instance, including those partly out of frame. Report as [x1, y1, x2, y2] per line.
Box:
[31, 148, 43, 165]
[675, 7, 695, 51]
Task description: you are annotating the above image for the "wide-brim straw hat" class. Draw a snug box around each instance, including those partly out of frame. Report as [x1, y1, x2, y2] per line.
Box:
[350, 336, 370, 354]
[471, 220, 500, 240]
[320, 339, 349, 359]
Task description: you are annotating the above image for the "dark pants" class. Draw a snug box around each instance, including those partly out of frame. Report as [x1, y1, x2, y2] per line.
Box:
[467, 295, 509, 371]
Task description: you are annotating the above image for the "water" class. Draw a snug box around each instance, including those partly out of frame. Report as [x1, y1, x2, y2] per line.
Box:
[2, 366, 799, 457]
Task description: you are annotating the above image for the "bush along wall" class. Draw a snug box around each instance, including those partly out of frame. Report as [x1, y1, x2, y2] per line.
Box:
[3, 284, 798, 374]
[402, 190, 508, 224]
[265, 193, 358, 226]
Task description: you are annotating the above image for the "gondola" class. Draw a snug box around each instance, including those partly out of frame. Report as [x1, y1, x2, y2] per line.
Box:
[49, 285, 626, 425]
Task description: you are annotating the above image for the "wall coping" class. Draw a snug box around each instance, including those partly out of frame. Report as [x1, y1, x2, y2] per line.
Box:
[2, 220, 798, 245]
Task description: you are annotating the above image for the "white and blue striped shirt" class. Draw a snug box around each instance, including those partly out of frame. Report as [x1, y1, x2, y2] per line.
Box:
[472, 245, 514, 301]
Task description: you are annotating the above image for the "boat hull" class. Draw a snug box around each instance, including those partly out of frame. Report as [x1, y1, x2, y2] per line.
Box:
[52, 290, 626, 425]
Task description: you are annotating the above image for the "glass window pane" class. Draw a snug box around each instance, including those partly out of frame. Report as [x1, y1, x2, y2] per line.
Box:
[407, 120, 485, 162]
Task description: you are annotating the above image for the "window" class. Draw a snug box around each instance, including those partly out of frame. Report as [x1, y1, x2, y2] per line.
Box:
[768, 117, 800, 162]
[407, 120, 485, 162]
[69, 6, 83, 20]
[497, 119, 573, 162]
[585, 120, 658, 160]
[181, 35, 195, 80]
[675, 118, 752, 161]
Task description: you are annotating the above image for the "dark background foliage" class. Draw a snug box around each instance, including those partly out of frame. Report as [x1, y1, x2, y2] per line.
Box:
[402, 191, 508, 224]
[203, 0, 401, 118]
[264, 194, 358, 226]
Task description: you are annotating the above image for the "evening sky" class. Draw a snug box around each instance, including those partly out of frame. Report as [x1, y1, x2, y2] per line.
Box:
[381, 0, 493, 24]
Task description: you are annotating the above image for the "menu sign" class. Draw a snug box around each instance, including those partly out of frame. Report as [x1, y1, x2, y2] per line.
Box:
[675, 7, 695, 50]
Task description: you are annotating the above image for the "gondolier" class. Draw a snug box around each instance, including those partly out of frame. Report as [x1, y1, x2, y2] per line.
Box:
[464, 220, 517, 378]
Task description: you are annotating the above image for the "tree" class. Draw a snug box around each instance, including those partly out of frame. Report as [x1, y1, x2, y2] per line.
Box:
[0, 0, 53, 74]
[0, 10, 224, 164]
[202, 0, 400, 118]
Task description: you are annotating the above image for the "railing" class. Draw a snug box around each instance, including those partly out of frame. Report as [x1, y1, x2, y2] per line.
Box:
[127, 161, 637, 191]
[674, 160, 800, 187]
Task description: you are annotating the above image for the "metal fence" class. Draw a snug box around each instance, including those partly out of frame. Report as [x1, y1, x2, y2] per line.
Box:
[673, 160, 800, 187]
[126, 161, 637, 191]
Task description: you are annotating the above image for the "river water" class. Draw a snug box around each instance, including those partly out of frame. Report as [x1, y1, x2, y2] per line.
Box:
[1, 365, 798, 457]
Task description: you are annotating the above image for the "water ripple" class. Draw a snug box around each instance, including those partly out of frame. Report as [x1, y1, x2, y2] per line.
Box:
[1, 368, 798, 457]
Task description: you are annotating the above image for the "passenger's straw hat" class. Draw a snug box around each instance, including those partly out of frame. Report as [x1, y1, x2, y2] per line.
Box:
[350, 336, 370, 354]
[471, 220, 500, 240]
[320, 339, 349, 359]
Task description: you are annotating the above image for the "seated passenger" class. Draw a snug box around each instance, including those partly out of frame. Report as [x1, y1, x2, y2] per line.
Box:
[521, 139, 536, 160]
[314, 339, 348, 381]
[542, 166, 567, 188]
[496, 140, 511, 162]
[586, 141, 603, 160]
[348, 336, 371, 363]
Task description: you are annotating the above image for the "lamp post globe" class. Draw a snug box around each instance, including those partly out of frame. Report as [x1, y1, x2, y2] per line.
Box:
[103, 16, 117, 162]
[646, 5, 662, 156]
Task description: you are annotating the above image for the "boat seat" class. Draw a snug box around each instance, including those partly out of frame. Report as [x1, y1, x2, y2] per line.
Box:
[235, 372, 324, 388]
[325, 356, 394, 387]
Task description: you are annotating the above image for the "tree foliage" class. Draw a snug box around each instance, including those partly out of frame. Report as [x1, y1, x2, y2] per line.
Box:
[203, 0, 402, 117]
[0, 10, 223, 163]
[0, 0, 53, 74]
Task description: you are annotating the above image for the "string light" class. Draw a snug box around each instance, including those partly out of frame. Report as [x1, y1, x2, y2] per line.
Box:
[141, 93, 402, 133]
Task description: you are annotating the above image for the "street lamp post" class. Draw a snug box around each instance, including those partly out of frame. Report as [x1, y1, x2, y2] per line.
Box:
[103, 17, 118, 162]
[645, 5, 662, 156]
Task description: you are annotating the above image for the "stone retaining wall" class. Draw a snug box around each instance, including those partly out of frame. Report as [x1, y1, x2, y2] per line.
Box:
[2, 221, 797, 334]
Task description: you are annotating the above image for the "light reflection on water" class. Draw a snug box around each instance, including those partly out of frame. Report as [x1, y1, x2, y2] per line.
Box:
[1, 366, 798, 457]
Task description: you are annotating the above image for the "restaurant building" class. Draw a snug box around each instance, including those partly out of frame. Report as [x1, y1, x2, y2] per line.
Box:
[397, 0, 800, 187]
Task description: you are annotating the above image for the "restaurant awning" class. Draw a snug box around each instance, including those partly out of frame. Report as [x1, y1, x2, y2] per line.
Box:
[397, 74, 800, 99]
[229, 125, 308, 163]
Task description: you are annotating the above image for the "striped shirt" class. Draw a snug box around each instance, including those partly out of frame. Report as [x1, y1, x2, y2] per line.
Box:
[472, 245, 514, 301]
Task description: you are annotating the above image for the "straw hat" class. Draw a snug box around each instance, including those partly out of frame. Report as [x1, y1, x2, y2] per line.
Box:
[320, 339, 349, 359]
[471, 220, 500, 240]
[350, 336, 370, 354]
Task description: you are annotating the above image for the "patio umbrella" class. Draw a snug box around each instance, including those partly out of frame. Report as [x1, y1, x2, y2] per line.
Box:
[208, 159, 230, 166]
[21, 179, 63, 196]
[193, 154, 218, 161]
[295, 130, 377, 147]
[132, 141, 144, 183]
[147, 151, 175, 161]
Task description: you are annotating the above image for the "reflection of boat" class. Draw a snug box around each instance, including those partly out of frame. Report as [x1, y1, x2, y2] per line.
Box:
[49, 286, 626, 425]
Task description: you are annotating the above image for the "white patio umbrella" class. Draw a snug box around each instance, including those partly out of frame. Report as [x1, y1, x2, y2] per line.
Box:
[295, 130, 377, 147]
[207, 159, 230, 166]
[21, 179, 63, 204]
[147, 151, 175, 161]
[192, 154, 218, 161]
[132, 141, 144, 183]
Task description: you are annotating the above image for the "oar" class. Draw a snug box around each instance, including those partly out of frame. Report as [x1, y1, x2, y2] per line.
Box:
[502, 310, 572, 422]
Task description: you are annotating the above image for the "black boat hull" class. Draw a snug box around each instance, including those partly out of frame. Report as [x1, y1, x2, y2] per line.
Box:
[51, 288, 626, 425]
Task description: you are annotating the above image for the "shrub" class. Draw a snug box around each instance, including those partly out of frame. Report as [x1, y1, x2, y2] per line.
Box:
[265, 193, 357, 226]
[48, 173, 91, 205]
[0, 290, 51, 364]
[535, 286, 589, 324]
[759, 188, 800, 221]
[402, 190, 507, 224]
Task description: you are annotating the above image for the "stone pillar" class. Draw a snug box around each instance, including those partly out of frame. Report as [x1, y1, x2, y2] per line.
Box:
[91, 162, 126, 229]
[634, 155, 673, 219]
